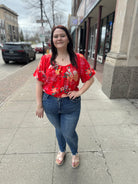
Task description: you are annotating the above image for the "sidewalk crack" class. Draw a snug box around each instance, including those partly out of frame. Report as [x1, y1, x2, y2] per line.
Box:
[98, 143, 113, 183]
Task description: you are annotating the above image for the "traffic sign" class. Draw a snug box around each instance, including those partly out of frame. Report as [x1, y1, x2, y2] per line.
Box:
[39, 34, 45, 42]
[39, 26, 45, 34]
[36, 19, 47, 23]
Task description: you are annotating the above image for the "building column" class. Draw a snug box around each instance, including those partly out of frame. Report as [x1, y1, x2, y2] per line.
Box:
[85, 17, 91, 60]
[75, 27, 78, 53]
[82, 21, 86, 55]
[94, 6, 102, 70]
[102, 0, 138, 98]
[79, 26, 83, 53]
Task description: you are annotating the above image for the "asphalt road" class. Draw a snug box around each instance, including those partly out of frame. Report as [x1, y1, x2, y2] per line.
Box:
[0, 49, 25, 80]
[0, 52, 42, 105]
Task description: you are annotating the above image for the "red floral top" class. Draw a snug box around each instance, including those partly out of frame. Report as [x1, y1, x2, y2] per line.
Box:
[33, 53, 95, 98]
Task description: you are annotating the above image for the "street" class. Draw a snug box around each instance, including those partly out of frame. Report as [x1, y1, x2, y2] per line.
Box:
[0, 49, 25, 80]
[0, 51, 42, 105]
[0, 48, 43, 80]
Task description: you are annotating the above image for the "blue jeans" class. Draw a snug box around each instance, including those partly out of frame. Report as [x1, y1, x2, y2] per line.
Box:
[42, 92, 81, 155]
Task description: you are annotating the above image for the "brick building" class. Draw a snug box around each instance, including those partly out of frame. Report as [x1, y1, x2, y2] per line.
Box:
[0, 4, 19, 43]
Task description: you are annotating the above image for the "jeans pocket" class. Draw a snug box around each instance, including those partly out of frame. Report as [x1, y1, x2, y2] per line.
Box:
[42, 92, 49, 101]
[70, 96, 81, 103]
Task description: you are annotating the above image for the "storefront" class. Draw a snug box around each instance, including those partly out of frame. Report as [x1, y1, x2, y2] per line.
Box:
[72, 0, 116, 65]
[71, 0, 138, 98]
[97, 12, 115, 63]
[78, 11, 114, 64]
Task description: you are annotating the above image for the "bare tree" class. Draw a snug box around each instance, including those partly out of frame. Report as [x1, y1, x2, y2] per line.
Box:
[54, 12, 66, 26]
[23, 30, 30, 41]
[51, 0, 55, 27]
[22, 0, 67, 30]
[19, 30, 24, 41]
[29, 33, 41, 43]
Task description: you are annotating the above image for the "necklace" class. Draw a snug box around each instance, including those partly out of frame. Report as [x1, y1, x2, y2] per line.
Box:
[60, 54, 68, 61]
[56, 54, 70, 66]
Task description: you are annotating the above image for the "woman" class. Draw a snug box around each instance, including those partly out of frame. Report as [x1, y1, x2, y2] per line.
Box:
[33, 25, 95, 168]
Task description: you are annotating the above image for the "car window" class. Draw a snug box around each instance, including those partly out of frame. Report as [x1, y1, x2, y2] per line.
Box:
[3, 43, 34, 51]
[23, 45, 28, 50]
[4, 44, 24, 50]
[27, 45, 32, 49]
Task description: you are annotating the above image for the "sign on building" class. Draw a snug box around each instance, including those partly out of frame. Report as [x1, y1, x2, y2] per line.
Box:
[70, 16, 78, 26]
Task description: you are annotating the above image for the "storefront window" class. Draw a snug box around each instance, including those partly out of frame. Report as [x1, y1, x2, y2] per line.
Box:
[89, 24, 96, 58]
[98, 17, 107, 56]
[99, 26, 106, 55]
[98, 12, 114, 63]
[104, 13, 114, 58]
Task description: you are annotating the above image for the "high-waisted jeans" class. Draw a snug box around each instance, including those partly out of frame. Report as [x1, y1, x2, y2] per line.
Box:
[42, 92, 81, 155]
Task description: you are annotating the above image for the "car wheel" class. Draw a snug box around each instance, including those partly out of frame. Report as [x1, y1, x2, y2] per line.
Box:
[4, 59, 9, 64]
[33, 53, 36, 60]
[25, 56, 30, 64]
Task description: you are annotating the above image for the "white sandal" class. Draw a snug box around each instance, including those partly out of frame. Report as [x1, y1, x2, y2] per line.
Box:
[56, 151, 66, 166]
[72, 153, 80, 168]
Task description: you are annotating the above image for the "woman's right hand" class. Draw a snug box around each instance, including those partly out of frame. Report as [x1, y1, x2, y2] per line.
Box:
[36, 106, 44, 118]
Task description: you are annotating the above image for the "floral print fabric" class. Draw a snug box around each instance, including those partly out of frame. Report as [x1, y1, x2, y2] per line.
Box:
[33, 53, 95, 97]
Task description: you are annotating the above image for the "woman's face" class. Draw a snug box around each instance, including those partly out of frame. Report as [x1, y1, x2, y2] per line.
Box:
[53, 28, 69, 50]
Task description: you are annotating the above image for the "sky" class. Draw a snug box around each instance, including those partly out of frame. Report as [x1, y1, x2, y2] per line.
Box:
[0, 0, 72, 35]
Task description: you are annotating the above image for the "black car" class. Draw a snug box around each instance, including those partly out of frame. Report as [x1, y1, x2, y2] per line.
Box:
[2, 42, 36, 64]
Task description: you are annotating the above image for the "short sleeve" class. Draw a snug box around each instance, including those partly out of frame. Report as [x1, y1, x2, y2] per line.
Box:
[77, 53, 95, 83]
[33, 55, 48, 83]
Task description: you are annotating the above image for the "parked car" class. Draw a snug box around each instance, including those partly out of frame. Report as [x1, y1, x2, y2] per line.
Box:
[0, 43, 3, 49]
[34, 43, 48, 53]
[2, 42, 36, 64]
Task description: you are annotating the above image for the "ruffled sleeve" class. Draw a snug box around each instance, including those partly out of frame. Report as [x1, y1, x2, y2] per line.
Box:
[76, 53, 95, 83]
[33, 55, 49, 83]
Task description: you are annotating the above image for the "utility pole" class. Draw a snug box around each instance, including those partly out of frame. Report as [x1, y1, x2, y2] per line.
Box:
[51, 0, 55, 27]
[40, 0, 45, 55]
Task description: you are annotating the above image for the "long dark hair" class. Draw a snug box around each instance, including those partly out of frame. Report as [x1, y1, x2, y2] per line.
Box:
[50, 25, 77, 67]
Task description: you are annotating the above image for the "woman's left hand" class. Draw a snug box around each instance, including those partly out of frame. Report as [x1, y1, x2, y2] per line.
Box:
[67, 78, 94, 99]
[67, 91, 81, 99]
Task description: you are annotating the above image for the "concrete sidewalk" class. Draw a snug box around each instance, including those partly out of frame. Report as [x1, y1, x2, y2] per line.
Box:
[0, 60, 138, 184]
